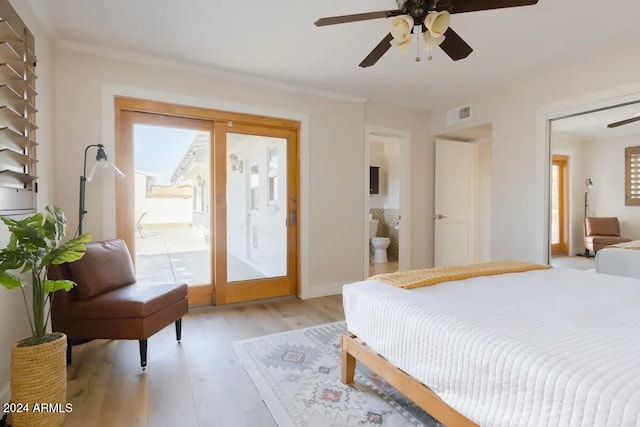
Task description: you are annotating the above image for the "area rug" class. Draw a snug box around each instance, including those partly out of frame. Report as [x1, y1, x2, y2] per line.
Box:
[233, 321, 441, 427]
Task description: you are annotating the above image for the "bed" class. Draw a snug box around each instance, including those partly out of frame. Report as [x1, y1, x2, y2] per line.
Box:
[342, 267, 640, 426]
[596, 240, 640, 279]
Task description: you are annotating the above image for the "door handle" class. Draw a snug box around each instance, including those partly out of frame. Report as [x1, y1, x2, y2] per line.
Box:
[290, 209, 297, 225]
[434, 214, 448, 220]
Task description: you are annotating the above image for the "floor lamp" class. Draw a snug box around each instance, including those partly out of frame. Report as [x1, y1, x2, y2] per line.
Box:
[79, 144, 125, 235]
[579, 178, 594, 257]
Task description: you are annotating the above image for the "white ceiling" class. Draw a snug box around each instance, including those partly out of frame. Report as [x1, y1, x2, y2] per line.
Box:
[30, 0, 640, 111]
[552, 102, 640, 140]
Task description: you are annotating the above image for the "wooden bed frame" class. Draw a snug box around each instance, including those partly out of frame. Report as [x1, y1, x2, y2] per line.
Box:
[341, 332, 478, 427]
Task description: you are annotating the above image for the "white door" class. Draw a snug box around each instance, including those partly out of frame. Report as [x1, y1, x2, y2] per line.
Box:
[434, 139, 478, 267]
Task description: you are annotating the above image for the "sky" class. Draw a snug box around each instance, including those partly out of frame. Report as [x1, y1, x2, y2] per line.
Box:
[134, 124, 200, 185]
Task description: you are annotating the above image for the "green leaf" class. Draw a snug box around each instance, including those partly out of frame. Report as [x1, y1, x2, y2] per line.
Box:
[0, 272, 23, 289]
[48, 233, 92, 265]
[44, 206, 67, 241]
[44, 279, 76, 293]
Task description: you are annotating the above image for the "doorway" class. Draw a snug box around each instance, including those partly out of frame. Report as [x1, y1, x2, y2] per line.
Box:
[364, 126, 411, 278]
[115, 98, 299, 306]
[547, 99, 640, 270]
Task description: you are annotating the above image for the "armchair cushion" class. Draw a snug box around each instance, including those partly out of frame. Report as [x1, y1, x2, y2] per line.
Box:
[66, 282, 188, 320]
[585, 236, 632, 247]
[69, 239, 136, 300]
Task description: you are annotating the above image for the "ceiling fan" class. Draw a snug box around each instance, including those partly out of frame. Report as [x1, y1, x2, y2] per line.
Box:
[315, 0, 539, 67]
[608, 114, 640, 128]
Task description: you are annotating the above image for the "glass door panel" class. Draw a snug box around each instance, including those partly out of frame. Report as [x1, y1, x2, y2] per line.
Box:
[226, 133, 288, 282]
[117, 110, 215, 306]
[551, 155, 568, 256]
[551, 164, 560, 245]
[133, 124, 211, 286]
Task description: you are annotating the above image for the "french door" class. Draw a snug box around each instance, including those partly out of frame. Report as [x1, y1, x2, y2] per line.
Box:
[213, 123, 298, 304]
[115, 98, 299, 306]
[551, 155, 569, 256]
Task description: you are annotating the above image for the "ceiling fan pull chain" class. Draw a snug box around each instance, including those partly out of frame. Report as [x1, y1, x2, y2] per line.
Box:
[415, 28, 421, 62]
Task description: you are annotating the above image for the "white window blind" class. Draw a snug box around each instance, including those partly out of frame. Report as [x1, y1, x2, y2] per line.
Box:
[626, 146, 640, 206]
[0, 0, 37, 215]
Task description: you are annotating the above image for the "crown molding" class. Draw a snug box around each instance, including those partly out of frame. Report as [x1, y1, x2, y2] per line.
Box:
[23, 0, 58, 38]
[56, 40, 369, 105]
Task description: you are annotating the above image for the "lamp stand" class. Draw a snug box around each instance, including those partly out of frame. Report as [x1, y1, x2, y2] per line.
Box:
[78, 144, 103, 236]
[576, 190, 591, 257]
[78, 175, 87, 235]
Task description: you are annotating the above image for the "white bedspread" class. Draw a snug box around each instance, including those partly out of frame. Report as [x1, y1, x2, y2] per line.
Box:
[343, 268, 640, 427]
[596, 241, 640, 279]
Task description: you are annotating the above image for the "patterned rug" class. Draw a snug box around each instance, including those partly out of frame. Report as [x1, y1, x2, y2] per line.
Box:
[233, 321, 441, 427]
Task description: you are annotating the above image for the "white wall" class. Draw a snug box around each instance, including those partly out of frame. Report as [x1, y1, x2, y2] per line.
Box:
[430, 44, 640, 264]
[369, 136, 400, 210]
[583, 134, 640, 240]
[0, 0, 56, 407]
[551, 133, 585, 255]
[476, 142, 492, 262]
[134, 173, 192, 225]
[53, 47, 433, 299]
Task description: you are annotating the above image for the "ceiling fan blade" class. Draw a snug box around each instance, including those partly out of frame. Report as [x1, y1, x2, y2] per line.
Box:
[359, 33, 394, 68]
[315, 10, 402, 26]
[607, 116, 640, 128]
[451, 0, 538, 14]
[439, 28, 473, 61]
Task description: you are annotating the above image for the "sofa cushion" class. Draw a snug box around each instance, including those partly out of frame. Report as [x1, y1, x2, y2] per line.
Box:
[69, 239, 136, 300]
[67, 282, 188, 320]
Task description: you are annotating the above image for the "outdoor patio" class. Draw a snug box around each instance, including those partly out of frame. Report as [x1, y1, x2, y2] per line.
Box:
[135, 225, 265, 285]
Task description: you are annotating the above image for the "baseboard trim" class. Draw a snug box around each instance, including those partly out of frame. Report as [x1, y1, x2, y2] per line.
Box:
[299, 281, 348, 299]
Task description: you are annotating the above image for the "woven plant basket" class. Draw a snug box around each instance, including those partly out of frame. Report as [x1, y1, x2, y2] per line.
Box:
[10, 333, 67, 427]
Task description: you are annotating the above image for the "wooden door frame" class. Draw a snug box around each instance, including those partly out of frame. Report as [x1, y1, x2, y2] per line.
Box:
[551, 155, 569, 256]
[214, 123, 298, 305]
[114, 97, 301, 306]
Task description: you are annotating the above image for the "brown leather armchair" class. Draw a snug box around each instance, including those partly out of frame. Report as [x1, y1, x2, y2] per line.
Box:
[583, 217, 632, 256]
[48, 239, 188, 369]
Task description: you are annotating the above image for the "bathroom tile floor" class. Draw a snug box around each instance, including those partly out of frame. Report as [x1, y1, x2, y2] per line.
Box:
[368, 260, 399, 277]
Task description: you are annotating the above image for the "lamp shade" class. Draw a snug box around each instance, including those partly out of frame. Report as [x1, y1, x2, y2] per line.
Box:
[586, 178, 594, 190]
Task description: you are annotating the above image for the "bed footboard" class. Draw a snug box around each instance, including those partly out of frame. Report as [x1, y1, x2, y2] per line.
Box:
[341, 332, 478, 427]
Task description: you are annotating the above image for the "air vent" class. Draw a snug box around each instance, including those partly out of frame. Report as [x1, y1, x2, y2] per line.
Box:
[446, 105, 473, 125]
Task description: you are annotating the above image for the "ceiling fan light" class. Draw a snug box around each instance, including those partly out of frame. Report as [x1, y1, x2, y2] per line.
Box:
[424, 11, 450, 38]
[390, 15, 414, 43]
[391, 37, 413, 52]
[423, 30, 445, 48]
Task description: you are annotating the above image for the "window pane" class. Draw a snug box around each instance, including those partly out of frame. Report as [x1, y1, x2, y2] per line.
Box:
[551, 165, 559, 244]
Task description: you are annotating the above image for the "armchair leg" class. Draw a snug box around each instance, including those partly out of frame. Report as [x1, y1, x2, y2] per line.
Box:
[139, 339, 148, 369]
[175, 319, 182, 342]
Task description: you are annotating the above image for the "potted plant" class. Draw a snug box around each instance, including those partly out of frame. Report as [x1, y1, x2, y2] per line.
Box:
[0, 206, 91, 427]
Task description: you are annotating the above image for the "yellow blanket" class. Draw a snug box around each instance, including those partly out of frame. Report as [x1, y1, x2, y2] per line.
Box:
[608, 241, 640, 251]
[371, 261, 552, 290]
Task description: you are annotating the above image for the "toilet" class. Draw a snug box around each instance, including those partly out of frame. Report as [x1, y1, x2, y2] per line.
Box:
[369, 219, 390, 263]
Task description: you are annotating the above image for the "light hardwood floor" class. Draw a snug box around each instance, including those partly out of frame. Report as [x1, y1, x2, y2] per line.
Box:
[63, 295, 344, 427]
[369, 260, 399, 276]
